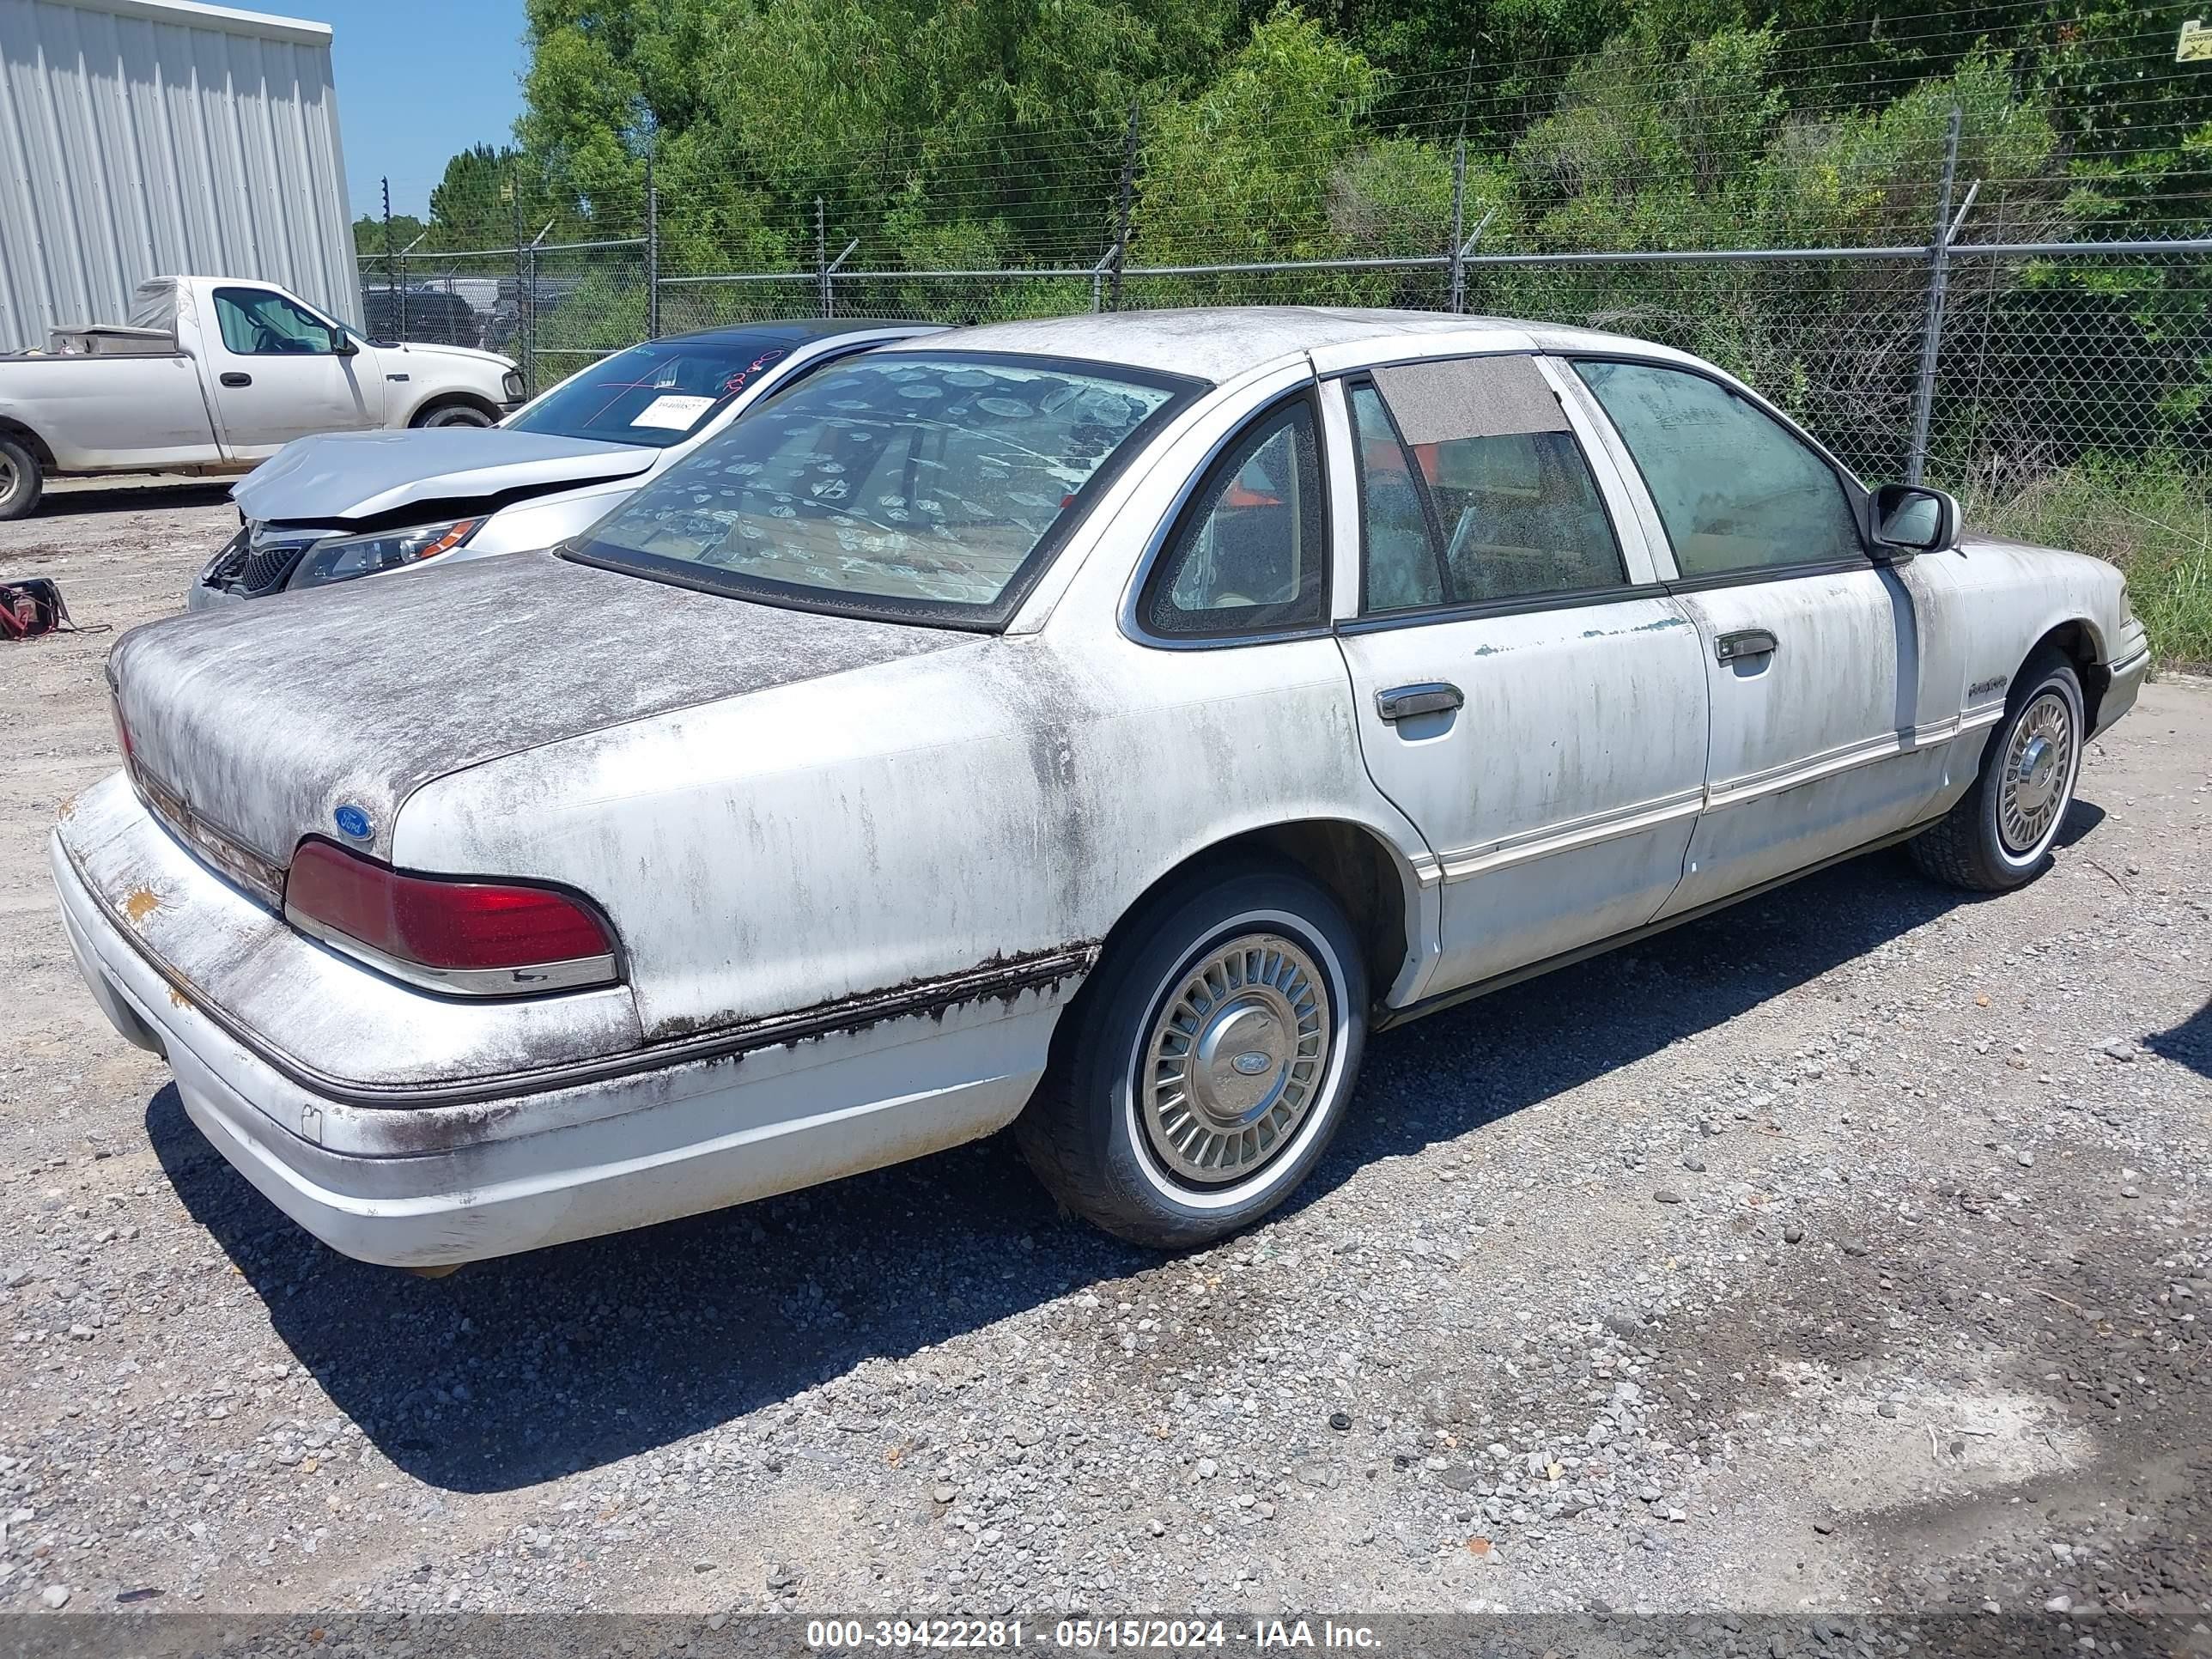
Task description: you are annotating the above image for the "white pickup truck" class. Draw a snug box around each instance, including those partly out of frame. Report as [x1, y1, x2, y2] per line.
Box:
[0, 276, 524, 520]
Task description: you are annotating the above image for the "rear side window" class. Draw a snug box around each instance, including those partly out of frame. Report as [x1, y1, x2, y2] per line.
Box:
[1572, 360, 1861, 577]
[1140, 397, 1327, 639]
[1352, 356, 1624, 613]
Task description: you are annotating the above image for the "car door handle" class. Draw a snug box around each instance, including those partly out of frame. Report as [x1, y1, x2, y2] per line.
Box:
[1376, 682, 1464, 721]
[219, 372, 252, 388]
[1714, 628, 1777, 664]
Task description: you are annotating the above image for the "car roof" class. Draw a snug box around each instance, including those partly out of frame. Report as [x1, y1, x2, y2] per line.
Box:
[658, 319, 937, 348]
[877, 307, 1684, 384]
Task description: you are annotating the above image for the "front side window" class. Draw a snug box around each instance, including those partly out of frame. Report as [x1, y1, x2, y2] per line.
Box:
[1571, 360, 1861, 577]
[1352, 357, 1624, 613]
[507, 336, 801, 447]
[214, 289, 336, 356]
[1140, 398, 1327, 638]
[573, 352, 1194, 626]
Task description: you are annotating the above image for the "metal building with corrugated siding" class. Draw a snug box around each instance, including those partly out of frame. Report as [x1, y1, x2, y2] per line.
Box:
[0, 0, 360, 353]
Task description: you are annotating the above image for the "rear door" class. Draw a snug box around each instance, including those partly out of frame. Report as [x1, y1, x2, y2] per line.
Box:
[1327, 355, 1709, 995]
[1564, 357, 1955, 916]
[204, 287, 381, 455]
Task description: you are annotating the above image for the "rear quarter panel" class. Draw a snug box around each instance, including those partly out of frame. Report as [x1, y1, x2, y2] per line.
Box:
[392, 622, 1417, 1047]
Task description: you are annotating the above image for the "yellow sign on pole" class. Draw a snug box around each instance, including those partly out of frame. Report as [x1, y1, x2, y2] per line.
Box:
[2179, 18, 2212, 61]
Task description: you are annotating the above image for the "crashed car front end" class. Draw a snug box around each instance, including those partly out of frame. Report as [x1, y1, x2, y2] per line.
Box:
[191, 516, 487, 608]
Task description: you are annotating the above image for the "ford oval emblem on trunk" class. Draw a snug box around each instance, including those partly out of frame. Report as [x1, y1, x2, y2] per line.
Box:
[332, 804, 373, 842]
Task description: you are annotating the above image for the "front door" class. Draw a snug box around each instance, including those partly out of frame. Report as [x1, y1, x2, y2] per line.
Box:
[206, 287, 380, 456]
[1565, 358, 1956, 916]
[1328, 356, 1709, 995]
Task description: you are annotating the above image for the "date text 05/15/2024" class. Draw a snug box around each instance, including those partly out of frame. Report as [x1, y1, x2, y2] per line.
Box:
[805, 1619, 1384, 1650]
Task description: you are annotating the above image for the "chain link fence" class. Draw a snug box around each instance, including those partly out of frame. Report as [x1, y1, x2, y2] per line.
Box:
[362, 112, 2212, 527]
[378, 227, 2209, 512]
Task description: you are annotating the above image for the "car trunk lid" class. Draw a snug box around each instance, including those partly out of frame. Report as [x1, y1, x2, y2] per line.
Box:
[109, 550, 969, 881]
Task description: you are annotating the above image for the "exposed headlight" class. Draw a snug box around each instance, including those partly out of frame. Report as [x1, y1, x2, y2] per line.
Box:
[287, 519, 482, 591]
[502, 370, 526, 402]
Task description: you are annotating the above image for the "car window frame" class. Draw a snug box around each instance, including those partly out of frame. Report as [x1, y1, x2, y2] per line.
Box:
[1130, 387, 1334, 646]
[212, 286, 340, 358]
[1559, 350, 1875, 592]
[562, 349, 1206, 634]
[1335, 363, 1643, 630]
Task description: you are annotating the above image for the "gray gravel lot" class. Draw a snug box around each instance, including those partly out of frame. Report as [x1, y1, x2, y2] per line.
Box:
[2, 489, 2208, 1639]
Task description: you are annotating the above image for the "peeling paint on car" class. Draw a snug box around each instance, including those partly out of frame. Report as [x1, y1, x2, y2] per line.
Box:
[107, 549, 969, 867]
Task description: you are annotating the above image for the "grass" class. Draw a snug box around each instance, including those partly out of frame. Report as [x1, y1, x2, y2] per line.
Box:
[1966, 452, 2212, 672]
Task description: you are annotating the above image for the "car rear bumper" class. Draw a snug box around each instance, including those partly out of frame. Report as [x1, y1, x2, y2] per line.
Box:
[52, 830, 1052, 1268]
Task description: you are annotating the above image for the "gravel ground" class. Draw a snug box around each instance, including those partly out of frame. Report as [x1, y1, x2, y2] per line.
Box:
[2, 489, 2208, 1641]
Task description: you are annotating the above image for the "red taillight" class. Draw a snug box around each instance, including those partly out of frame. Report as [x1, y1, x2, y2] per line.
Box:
[109, 693, 134, 767]
[284, 839, 617, 993]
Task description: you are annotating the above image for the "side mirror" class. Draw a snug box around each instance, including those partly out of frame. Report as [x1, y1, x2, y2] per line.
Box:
[332, 334, 360, 358]
[1871, 482, 1958, 557]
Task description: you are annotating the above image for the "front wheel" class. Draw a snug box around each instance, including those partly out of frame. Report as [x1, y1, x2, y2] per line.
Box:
[1908, 651, 2084, 891]
[1016, 864, 1367, 1249]
[0, 435, 43, 522]
[414, 401, 495, 428]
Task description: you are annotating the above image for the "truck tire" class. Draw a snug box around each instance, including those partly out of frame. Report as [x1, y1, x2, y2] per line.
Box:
[1016, 861, 1368, 1249]
[413, 400, 495, 428]
[0, 435, 42, 521]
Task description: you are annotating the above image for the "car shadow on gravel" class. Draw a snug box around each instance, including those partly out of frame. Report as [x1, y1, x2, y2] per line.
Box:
[146, 805, 2101, 1495]
[2148, 997, 2211, 1078]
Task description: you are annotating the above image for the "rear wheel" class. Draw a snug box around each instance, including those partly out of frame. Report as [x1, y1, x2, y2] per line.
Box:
[1908, 651, 2084, 891]
[413, 400, 495, 429]
[0, 436, 42, 522]
[1016, 863, 1367, 1249]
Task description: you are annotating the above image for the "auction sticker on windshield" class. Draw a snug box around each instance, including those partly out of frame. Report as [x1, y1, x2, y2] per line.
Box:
[632, 394, 718, 430]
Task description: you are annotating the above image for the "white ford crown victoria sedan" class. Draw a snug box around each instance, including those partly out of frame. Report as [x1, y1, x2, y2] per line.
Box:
[53, 307, 2149, 1267]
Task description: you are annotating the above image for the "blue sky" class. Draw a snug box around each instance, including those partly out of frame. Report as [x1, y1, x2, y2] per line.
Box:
[283, 0, 529, 220]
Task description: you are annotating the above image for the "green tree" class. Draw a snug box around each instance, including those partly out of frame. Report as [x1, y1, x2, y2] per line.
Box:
[351, 210, 426, 264]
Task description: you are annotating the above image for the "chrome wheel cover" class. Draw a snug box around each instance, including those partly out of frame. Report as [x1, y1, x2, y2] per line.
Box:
[1998, 690, 2075, 857]
[1139, 933, 1332, 1187]
[0, 451, 17, 501]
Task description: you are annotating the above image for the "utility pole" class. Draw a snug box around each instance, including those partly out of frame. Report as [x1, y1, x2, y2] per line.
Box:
[1109, 101, 1139, 311]
[816, 198, 830, 317]
[1906, 106, 1964, 487]
[645, 147, 659, 339]
[506, 167, 528, 398]
[381, 177, 395, 337]
[1447, 50, 1474, 314]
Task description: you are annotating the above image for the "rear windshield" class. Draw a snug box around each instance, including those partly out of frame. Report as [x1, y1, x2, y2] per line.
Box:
[507, 337, 801, 447]
[567, 352, 1197, 626]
